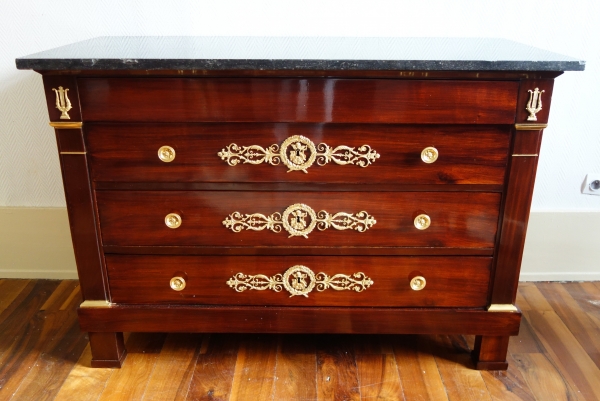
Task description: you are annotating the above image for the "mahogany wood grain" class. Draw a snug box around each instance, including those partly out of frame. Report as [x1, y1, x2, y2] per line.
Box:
[53, 134, 108, 301]
[56, 129, 85, 153]
[94, 181, 504, 192]
[77, 305, 521, 336]
[490, 130, 543, 305]
[96, 191, 501, 248]
[472, 335, 510, 370]
[86, 123, 510, 185]
[105, 255, 492, 307]
[102, 245, 494, 256]
[77, 78, 519, 123]
[89, 332, 127, 368]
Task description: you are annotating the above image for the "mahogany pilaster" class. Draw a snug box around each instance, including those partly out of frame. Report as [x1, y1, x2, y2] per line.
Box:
[43, 77, 126, 367]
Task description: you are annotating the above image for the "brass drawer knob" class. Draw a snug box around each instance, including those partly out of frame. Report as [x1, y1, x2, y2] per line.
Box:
[158, 145, 176, 162]
[170, 276, 186, 291]
[165, 213, 182, 229]
[414, 214, 431, 230]
[410, 276, 426, 291]
[421, 147, 438, 163]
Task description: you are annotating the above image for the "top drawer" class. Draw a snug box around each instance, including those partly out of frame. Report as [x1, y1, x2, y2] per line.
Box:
[78, 78, 519, 124]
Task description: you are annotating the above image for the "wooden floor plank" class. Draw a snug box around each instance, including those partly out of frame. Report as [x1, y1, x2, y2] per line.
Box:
[316, 335, 361, 401]
[229, 334, 278, 401]
[280, 334, 317, 355]
[563, 282, 600, 316]
[0, 281, 61, 397]
[480, 354, 536, 401]
[354, 335, 384, 355]
[273, 353, 317, 401]
[508, 314, 545, 354]
[52, 343, 115, 401]
[8, 308, 88, 401]
[515, 286, 532, 311]
[518, 284, 554, 311]
[141, 333, 202, 401]
[0, 280, 55, 332]
[59, 284, 81, 310]
[393, 335, 448, 401]
[0, 280, 30, 312]
[186, 334, 241, 401]
[2, 279, 600, 401]
[512, 353, 584, 401]
[355, 354, 403, 401]
[432, 335, 492, 401]
[97, 333, 166, 401]
[39, 280, 78, 311]
[536, 282, 600, 369]
[524, 310, 600, 400]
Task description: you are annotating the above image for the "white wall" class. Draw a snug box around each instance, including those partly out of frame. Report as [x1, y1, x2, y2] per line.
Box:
[1, 0, 599, 210]
[0, 0, 598, 279]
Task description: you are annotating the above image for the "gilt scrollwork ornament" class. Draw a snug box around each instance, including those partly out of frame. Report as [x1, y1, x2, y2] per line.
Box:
[226, 265, 374, 297]
[222, 203, 376, 238]
[526, 88, 545, 121]
[52, 86, 72, 119]
[218, 135, 380, 173]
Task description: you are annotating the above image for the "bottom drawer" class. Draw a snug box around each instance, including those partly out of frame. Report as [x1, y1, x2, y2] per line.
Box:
[106, 255, 491, 308]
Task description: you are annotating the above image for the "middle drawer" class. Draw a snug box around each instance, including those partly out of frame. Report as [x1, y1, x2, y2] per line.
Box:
[97, 191, 501, 249]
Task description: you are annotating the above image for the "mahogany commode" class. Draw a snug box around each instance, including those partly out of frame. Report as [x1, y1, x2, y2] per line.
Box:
[16, 37, 584, 369]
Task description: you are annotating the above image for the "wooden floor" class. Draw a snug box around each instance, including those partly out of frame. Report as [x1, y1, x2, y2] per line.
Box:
[1, 280, 600, 400]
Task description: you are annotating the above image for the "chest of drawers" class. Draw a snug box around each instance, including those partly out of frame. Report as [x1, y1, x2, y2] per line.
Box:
[17, 37, 584, 369]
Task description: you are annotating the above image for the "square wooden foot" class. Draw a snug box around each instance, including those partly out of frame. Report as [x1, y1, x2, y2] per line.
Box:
[89, 332, 127, 368]
[471, 335, 510, 370]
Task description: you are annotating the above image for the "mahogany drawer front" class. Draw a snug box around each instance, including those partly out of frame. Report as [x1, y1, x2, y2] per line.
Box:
[96, 191, 501, 248]
[106, 255, 492, 307]
[78, 78, 518, 124]
[86, 123, 510, 185]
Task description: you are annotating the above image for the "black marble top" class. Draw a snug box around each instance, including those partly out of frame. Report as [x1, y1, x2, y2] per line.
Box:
[16, 37, 585, 71]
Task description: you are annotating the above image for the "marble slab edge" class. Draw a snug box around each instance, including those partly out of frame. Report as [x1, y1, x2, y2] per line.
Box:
[15, 58, 585, 71]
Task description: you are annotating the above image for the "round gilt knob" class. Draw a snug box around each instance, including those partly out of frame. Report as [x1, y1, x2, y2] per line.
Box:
[170, 276, 186, 291]
[421, 147, 438, 164]
[158, 146, 176, 162]
[410, 276, 426, 291]
[165, 213, 182, 229]
[414, 214, 431, 230]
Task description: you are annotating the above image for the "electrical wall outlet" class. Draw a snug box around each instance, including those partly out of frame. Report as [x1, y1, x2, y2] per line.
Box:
[582, 173, 600, 196]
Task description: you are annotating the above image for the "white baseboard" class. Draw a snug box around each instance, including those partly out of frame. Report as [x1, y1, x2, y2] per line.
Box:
[1, 208, 598, 281]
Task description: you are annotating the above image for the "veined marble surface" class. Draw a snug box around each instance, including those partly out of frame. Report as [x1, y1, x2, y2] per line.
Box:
[16, 36, 585, 71]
